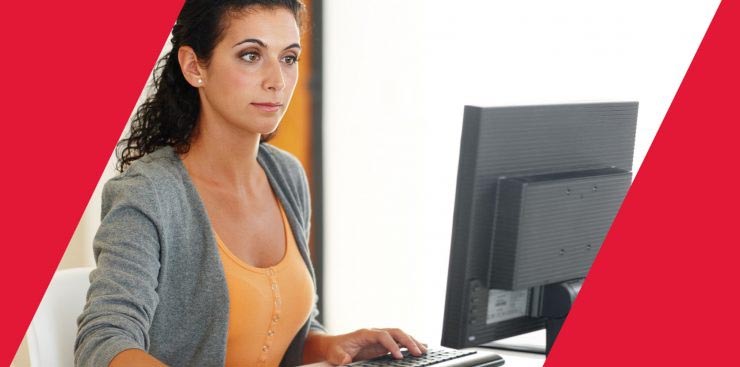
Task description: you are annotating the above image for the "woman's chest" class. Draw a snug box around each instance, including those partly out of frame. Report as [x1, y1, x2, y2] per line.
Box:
[201, 191, 287, 268]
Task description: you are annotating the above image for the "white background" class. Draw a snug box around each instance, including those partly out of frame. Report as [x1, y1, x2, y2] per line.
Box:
[322, 0, 720, 347]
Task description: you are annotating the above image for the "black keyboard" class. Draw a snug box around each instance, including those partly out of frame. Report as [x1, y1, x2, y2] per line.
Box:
[342, 347, 504, 367]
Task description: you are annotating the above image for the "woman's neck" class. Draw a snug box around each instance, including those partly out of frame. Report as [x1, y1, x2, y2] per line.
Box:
[180, 117, 265, 192]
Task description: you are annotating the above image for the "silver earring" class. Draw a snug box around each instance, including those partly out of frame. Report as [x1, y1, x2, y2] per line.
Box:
[197, 78, 202, 84]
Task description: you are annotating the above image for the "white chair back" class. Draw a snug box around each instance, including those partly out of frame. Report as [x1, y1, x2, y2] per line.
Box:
[27, 267, 94, 367]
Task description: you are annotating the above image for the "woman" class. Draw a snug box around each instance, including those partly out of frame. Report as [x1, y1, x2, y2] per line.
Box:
[74, 0, 426, 366]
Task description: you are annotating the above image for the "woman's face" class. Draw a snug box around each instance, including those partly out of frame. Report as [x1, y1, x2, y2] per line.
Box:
[199, 7, 301, 137]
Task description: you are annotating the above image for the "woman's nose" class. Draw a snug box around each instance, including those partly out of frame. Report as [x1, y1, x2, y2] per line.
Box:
[262, 59, 285, 91]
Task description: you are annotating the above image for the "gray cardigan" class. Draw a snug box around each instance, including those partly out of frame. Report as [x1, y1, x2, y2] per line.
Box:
[75, 144, 326, 367]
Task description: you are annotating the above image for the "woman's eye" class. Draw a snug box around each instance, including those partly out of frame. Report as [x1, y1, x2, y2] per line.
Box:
[282, 55, 299, 65]
[241, 52, 260, 62]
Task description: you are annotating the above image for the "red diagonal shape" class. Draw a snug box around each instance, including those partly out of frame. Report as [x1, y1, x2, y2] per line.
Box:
[0, 1, 184, 364]
[546, 1, 738, 365]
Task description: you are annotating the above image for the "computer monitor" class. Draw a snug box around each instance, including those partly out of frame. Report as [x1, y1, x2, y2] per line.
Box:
[441, 102, 638, 355]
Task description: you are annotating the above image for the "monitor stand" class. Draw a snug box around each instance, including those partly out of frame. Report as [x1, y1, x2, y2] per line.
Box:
[480, 278, 583, 355]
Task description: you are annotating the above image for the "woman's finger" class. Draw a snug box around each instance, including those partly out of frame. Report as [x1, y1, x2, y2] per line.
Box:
[326, 344, 352, 366]
[366, 329, 403, 359]
[408, 334, 428, 354]
[384, 328, 423, 356]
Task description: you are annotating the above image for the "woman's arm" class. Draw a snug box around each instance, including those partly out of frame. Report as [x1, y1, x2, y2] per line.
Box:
[110, 349, 168, 367]
[302, 329, 428, 365]
[303, 331, 331, 364]
[74, 173, 163, 366]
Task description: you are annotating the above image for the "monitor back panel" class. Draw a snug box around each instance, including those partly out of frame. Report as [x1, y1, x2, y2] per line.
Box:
[443, 102, 638, 347]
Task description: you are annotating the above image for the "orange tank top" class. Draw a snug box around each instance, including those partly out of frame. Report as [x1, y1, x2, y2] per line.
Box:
[215, 201, 314, 367]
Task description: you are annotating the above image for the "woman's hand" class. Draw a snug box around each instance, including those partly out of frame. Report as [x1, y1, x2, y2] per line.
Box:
[314, 328, 428, 365]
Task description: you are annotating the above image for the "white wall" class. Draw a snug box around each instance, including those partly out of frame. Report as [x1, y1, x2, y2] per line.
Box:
[322, 0, 720, 346]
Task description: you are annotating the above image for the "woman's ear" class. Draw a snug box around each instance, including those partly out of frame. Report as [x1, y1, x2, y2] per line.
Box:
[178, 46, 206, 88]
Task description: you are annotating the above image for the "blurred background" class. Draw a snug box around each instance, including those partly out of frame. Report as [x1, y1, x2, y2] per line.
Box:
[14, 0, 720, 365]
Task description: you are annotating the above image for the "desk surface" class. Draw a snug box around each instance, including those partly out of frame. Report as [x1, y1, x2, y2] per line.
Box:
[299, 347, 546, 367]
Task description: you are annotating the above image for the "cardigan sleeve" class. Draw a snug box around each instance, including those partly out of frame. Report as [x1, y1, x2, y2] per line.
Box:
[74, 172, 162, 367]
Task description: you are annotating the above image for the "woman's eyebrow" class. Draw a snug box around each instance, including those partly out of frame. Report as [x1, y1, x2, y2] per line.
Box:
[233, 38, 302, 51]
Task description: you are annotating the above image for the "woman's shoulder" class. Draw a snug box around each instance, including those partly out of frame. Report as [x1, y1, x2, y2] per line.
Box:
[124, 145, 182, 179]
[113, 146, 183, 182]
[102, 146, 187, 211]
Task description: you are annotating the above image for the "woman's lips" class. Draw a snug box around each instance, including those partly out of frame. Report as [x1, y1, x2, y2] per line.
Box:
[251, 102, 282, 113]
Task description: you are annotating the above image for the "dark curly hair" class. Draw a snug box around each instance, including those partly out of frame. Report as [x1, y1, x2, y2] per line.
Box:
[116, 0, 306, 172]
